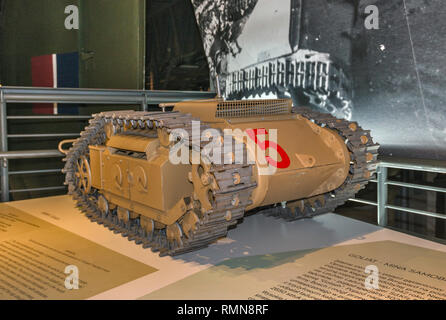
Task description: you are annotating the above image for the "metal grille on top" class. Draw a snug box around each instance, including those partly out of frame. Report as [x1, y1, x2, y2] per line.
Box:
[215, 99, 292, 118]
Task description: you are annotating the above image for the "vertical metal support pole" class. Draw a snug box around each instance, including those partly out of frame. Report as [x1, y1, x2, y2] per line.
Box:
[0, 90, 9, 202]
[377, 165, 388, 227]
[141, 92, 148, 112]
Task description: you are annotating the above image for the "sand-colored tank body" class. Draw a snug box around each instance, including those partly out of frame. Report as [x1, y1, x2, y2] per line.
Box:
[61, 98, 379, 256]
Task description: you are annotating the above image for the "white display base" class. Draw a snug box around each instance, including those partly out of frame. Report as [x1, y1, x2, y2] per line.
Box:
[4, 195, 446, 300]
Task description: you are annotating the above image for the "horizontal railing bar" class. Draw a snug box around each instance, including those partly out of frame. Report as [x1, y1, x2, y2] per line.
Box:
[4, 96, 143, 104]
[10, 186, 67, 193]
[348, 198, 378, 206]
[0, 87, 216, 104]
[1, 86, 215, 96]
[9, 169, 62, 175]
[8, 133, 79, 138]
[386, 204, 446, 220]
[0, 150, 63, 159]
[2, 87, 149, 95]
[386, 180, 446, 194]
[380, 160, 446, 174]
[7, 115, 92, 120]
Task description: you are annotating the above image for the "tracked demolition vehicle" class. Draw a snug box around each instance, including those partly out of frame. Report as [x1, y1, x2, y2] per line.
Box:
[60, 99, 379, 256]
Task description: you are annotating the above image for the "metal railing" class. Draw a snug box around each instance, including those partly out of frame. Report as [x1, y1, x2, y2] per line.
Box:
[2, 88, 445, 228]
[349, 157, 446, 227]
[0, 86, 216, 202]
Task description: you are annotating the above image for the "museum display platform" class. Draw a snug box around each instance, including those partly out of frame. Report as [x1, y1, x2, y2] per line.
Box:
[1, 195, 446, 300]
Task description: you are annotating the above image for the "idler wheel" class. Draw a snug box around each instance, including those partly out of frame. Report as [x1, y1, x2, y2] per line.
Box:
[166, 223, 183, 247]
[140, 216, 155, 238]
[181, 211, 200, 238]
[97, 195, 109, 218]
[117, 207, 130, 223]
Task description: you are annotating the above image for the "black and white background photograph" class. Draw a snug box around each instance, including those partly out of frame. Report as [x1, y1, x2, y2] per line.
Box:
[191, 0, 446, 160]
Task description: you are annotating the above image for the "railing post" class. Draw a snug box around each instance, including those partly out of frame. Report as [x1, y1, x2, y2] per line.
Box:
[0, 89, 9, 202]
[142, 92, 148, 112]
[377, 165, 388, 226]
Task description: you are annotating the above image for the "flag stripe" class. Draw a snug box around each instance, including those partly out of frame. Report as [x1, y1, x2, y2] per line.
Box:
[31, 52, 79, 115]
[31, 54, 54, 114]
